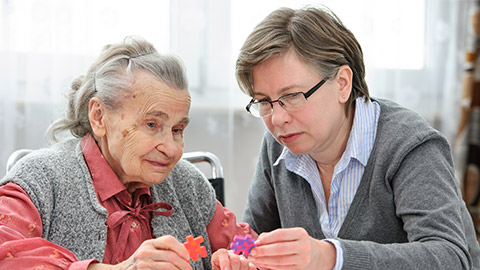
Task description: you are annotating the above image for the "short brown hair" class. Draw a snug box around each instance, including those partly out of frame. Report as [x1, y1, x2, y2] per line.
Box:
[236, 5, 369, 114]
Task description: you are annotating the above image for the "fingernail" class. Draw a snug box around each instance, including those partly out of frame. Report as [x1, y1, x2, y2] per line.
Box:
[250, 250, 257, 257]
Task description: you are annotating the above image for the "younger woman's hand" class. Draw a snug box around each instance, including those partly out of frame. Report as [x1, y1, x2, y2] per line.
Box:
[248, 227, 336, 270]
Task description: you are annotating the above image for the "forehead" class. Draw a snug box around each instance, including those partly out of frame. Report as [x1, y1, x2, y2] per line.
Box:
[252, 52, 318, 96]
[254, 51, 312, 78]
[122, 71, 191, 117]
[131, 70, 183, 93]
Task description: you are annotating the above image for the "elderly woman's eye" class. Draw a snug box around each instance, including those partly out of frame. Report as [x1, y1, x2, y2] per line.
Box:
[173, 128, 183, 134]
[147, 122, 156, 128]
[172, 128, 184, 135]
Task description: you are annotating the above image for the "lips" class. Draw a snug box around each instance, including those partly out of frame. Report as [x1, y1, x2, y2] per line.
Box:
[147, 160, 169, 167]
[278, 132, 302, 144]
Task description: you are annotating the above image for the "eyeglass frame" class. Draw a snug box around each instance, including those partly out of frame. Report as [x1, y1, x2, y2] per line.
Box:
[245, 76, 330, 117]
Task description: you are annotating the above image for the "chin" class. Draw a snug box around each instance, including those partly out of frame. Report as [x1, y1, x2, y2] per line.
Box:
[148, 172, 170, 184]
[285, 145, 309, 155]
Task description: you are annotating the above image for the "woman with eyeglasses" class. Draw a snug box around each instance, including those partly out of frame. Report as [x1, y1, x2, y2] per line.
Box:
[225, 5, 480, 270]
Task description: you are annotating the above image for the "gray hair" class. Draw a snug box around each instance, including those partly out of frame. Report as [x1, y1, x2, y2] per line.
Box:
[236, 5, 369, 115]
[46, 36, 188, 142]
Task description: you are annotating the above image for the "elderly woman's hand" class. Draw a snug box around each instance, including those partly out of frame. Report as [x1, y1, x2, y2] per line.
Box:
[117, 235, 192, 269]
[89, 235, 192, 270]
[212, 248, 257, 270]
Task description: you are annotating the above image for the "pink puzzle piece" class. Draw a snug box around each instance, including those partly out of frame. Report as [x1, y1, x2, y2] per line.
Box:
[229, 234, 256, 257]
[183, 235, 208, 261]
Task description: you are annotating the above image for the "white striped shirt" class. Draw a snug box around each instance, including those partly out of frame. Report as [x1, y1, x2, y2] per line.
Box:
[273, 97, 380, 268]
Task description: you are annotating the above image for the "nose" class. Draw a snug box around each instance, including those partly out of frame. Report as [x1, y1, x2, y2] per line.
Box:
[269, 102, 291, 127]
[155, 134, 181, 158]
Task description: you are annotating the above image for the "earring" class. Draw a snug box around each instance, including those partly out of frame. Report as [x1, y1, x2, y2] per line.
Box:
[342, 95, 346, 99]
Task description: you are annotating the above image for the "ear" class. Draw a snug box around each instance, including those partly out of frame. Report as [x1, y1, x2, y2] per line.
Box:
[88, 97, 107, 137]
[335, 65, 353, 103]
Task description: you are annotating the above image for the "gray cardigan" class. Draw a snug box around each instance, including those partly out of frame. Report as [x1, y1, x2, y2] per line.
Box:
[243, 99, 480, 269]
[0, 138, 217, 269]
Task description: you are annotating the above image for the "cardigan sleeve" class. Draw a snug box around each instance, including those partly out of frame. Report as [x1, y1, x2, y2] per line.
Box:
[0, 182, 98, 269]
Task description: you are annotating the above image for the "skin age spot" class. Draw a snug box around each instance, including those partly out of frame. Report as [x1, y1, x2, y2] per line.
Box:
[121, 114, 125, 120]
[122, 125, 139, 138]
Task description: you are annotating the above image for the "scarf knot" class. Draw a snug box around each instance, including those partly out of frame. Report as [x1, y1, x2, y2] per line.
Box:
[105, 201, 173, 261]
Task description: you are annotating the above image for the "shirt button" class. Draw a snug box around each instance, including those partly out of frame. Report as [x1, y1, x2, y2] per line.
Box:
[131, 222, 137, 228]
[221, 219, 228, 227]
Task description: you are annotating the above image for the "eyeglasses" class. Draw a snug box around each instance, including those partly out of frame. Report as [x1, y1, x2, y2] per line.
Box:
[245, 76, 330, 118]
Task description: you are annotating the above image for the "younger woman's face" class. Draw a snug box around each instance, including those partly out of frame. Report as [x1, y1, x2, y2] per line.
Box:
[252, 50, 348, 158]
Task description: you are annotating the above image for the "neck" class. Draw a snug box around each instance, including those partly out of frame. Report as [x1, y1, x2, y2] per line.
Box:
[125, 182, 149, 194]
[312, 107, 355, 169]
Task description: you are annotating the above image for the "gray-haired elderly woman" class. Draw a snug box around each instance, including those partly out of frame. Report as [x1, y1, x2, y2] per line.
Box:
[0, 36, 256, 270]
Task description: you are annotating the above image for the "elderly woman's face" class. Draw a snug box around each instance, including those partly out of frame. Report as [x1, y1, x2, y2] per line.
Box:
[97, 71, 190, 190]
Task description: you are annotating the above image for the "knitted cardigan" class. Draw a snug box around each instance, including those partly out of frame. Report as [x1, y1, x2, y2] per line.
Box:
[243, 98, 480, 269]
[1, 138, 216, 269]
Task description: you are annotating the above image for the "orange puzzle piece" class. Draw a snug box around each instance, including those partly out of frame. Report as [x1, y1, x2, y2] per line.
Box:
[183, 235, 207, 261]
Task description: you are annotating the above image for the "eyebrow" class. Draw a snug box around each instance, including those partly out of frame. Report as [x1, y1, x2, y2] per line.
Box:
[180, 117, 190, 126]
[253, 84, 303, 97]
[146, 110, 169, 120]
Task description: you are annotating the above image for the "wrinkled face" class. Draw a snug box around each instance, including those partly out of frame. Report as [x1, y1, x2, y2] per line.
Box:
[252, 50, 348, 157]
[97, 71, 190, 189]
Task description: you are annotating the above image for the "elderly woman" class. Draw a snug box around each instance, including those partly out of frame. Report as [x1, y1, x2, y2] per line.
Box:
[232, 5, 480, 270]
[0, 37, 255, 269]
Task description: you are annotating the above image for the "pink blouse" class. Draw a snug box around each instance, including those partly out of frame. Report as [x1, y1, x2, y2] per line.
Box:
[0, 135, 256, 269]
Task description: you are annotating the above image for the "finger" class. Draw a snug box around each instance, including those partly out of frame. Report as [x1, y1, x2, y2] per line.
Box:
[252, 240, 302, 258]
[133, 246, 193, 269]
[150, 261, 194, 270]
[247, 261, 257, 270]
[224, 250, 254, 270]
[152, 235, 190, 261]
[228, 251, 242, 270]
[255, 227, 307, 245]
[248, 254, 298, 270]
[212, 249, 232, 270]
[238, 255, 251, 270]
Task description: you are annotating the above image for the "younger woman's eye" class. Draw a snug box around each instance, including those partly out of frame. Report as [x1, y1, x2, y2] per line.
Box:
[256, 97, 269, 102]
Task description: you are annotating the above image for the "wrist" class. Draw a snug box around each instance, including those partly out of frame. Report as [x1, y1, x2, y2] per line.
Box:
[317, 240, 336, 270]
[87, 263, 113, 270]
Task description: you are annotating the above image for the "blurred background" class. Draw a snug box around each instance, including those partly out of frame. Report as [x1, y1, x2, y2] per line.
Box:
[1, 0, 479, 235]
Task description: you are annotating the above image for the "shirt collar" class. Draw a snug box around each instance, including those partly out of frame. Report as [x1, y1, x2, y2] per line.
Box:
[274, 147, 290, 166]
[81, 133, 150, 203]
[346, 96, 377, 166]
